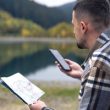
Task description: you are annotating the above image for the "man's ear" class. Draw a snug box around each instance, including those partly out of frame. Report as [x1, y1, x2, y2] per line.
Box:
[80, 21, 88, 33]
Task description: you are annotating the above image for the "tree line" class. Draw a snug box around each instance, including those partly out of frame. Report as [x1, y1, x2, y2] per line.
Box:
[0, 0, 68, 28]
[0, 11, 74, 38]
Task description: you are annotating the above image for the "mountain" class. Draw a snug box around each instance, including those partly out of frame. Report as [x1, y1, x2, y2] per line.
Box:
[0, 0, 67, 28]
[58, 1, 76, 22]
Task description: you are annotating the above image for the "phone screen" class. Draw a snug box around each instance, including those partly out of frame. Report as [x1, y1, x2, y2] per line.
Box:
[49, 49, 71, 71]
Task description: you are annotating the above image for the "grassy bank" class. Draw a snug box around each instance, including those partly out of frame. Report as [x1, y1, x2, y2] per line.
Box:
[0, 81, 80, 110]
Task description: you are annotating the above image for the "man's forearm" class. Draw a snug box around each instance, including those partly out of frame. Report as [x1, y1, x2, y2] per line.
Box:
[42, 107, 54, 110]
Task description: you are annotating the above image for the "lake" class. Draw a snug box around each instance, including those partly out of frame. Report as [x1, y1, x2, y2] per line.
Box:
[27, 65, 80, 83]
[0, 39, 86, 82]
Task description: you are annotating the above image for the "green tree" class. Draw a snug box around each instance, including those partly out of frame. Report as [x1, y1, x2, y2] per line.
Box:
[0, 0, 67, 28]
[48, 22, 74, 38]
[0, 10, 46, 37]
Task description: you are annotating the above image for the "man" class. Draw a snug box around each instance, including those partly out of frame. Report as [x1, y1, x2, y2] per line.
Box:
[29, 0, 110, 110]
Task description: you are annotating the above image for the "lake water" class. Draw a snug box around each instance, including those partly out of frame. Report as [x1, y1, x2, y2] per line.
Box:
[0, 41, 85, 84]
[27, 65, 80, 83]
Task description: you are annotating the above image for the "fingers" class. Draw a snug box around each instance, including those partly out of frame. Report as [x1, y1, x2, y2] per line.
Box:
[29, 100, 47, 110]
[54, 59, 72, 71]
[55, 61, 65, 71]
[65, 59, 75, 65]
[55, 59, 72, 66]
[55, 61, 62, 69]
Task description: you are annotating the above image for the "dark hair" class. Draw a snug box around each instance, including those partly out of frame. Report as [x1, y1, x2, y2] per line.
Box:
[73, 0, 110, 31]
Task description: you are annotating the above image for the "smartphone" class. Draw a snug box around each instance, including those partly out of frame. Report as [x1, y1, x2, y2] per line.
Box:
[49, 49, 71, 71]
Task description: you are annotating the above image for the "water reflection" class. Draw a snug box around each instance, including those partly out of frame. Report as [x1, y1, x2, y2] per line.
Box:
[27, 65, 80, 83]
[0, 42, 85, 79]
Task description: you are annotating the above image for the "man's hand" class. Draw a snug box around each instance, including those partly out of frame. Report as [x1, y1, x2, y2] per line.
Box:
[56, 59, 83, 79]
[29, 100, 47, 110]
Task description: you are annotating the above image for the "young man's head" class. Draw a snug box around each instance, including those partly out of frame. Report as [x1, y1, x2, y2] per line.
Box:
[72, 0, 110, 49]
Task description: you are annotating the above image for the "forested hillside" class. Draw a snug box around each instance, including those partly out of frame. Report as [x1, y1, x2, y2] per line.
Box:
[0, 0, 67, 28]
[0, 0, 76, 37]
[0, 10, 46, 37]
[58, 1, 76, 22]
[0, 10, 74, 37]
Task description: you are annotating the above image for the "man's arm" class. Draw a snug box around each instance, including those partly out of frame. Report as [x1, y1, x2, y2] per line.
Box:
[56, 59, 83, 79]
[29, 100, 54, 110]
[29, 59, 83, 110]
[41, 107, 54, 110]
[80, 67, 110, 110]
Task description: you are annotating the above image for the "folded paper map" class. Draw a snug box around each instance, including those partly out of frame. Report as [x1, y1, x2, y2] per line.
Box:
[0, 73, 44, 105]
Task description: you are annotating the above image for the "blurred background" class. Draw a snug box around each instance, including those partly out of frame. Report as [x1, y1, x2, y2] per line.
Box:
[0, 0, 88, 110]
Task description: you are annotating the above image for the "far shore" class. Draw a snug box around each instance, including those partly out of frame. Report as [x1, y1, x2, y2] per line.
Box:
[0, 37, 75, 44]
[32, 80, 81, 88]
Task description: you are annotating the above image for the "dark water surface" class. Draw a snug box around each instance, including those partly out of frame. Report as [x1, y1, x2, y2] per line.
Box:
[0, 42, 84, 81]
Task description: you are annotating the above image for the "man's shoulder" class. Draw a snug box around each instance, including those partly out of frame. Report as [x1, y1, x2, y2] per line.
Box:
[103, 28, 110, 37]
[91, 41, 110, 68]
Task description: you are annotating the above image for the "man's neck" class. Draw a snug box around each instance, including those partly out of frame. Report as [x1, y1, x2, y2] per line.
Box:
[87, 32, 101, 49]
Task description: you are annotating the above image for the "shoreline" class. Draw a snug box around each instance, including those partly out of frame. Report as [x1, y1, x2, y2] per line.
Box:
[31, 80, 81, 89]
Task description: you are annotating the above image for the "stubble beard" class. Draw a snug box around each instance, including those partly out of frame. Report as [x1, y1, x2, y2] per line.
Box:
[77, 43, 85, 49]
[76, 39, 87, 49]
